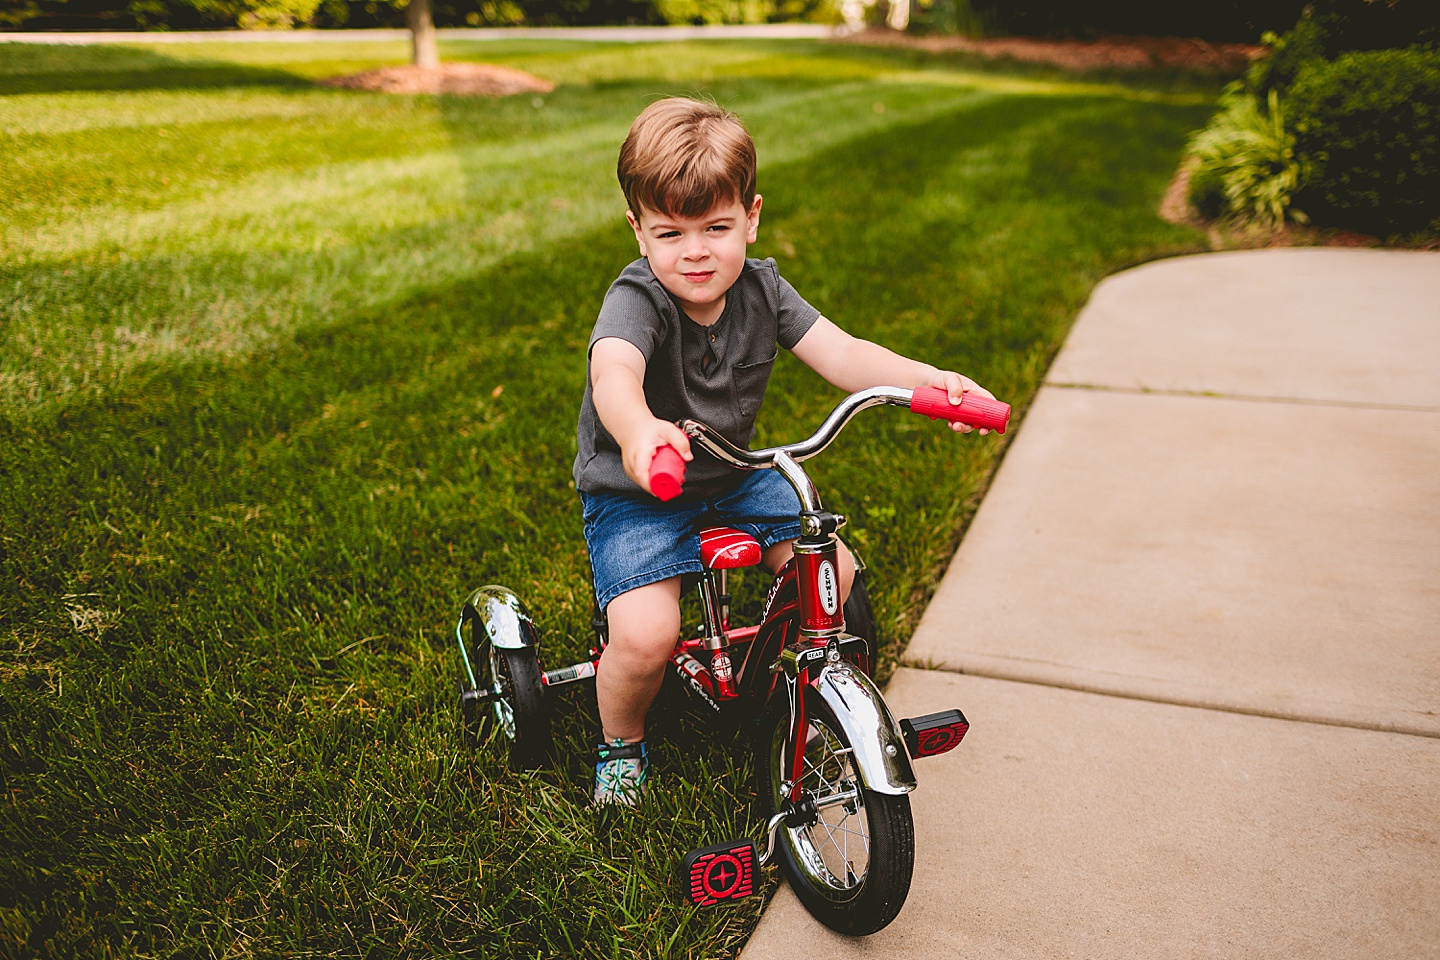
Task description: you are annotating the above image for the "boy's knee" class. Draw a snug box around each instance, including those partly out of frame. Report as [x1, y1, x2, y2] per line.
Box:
[605, 579, 682, 660]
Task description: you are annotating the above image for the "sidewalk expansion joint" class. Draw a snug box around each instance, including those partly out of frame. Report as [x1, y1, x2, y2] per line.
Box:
[1044, 380, 1440, 415]
[900, 659, 1440, 741]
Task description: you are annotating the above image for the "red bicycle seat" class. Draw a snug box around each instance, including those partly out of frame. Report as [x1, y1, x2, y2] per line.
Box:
[700, 527, 762, 570]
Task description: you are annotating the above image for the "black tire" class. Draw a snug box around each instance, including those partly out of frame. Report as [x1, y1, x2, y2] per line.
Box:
[843, 568, 878, 674]
[487, 645, 552, 772]
[757, 689, 915, 935]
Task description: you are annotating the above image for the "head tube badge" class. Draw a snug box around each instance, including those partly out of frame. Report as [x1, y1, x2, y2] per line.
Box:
[817, 560, 838, 615]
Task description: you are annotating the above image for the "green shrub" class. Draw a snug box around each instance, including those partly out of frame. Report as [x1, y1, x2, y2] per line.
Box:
[907, 0, 993, 36]
[1290, 46, 1440, 235]
[1247, 17, 1327, 96]
[1187, 86, 1307, 226]
[649, 0, 819, 24]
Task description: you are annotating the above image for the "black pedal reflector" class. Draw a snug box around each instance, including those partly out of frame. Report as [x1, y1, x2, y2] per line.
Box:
[679, 840, 759, 906]
[901, 709, 969, 758]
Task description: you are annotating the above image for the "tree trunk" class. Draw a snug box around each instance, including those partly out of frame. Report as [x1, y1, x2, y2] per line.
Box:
[886, 0, 909, 31]
[407, 0, 439, 68]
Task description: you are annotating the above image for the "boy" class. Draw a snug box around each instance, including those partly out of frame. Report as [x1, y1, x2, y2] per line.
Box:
[575, 97, 993, 805]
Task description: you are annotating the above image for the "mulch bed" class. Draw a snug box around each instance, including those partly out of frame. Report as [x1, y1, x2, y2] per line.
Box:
[838, 26, 1261, 74]
[318, 62, 555, 96]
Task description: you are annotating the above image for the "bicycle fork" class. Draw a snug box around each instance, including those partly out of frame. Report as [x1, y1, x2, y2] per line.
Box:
[679, 634, 971, 907]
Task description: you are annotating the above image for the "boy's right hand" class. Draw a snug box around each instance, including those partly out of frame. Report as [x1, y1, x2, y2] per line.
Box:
[621, 419, 692, 497]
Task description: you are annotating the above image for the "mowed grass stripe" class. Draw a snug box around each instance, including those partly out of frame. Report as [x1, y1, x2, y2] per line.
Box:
[5, 81, 995, 257]
[3, 77, 998, 412]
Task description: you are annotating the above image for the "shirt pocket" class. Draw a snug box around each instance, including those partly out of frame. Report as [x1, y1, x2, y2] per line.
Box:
[732, 349, 778, 417]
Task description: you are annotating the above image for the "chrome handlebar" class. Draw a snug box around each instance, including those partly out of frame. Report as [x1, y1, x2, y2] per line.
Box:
[678, 386, 915, 513]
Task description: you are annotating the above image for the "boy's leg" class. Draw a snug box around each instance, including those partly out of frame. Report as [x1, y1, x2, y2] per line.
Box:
[581, 488, 704, 750]
[595, 577, 682, 744]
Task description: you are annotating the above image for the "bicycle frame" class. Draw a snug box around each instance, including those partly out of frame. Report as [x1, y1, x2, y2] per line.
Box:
[459, 382, 997, 929]
[539, 388, 931, 801]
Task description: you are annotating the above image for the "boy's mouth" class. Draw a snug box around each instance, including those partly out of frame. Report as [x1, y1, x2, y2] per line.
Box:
[681, 271, 714, 282]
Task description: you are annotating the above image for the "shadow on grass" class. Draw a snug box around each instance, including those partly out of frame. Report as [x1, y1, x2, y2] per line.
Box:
[0, 42, 312, 95]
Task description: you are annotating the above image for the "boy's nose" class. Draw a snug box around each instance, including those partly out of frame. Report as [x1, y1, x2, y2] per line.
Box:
[681, 234, 707, 259]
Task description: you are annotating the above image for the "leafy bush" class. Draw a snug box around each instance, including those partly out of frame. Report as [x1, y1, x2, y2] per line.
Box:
[907, 0, 993, 37]
[1289, 46, 1440, 235]
[1244, 0, 1440, 95]
[184, 0, 323, 28]
[1246, 16, 1326, 96]
[1187, 86, 1307, 226]
[649, 0, 829, 24]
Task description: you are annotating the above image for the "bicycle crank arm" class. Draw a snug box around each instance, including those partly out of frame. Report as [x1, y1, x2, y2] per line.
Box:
[678, 788, 860, 906]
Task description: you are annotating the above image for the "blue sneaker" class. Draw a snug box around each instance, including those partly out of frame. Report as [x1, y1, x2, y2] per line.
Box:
[594, 738, 648, 807]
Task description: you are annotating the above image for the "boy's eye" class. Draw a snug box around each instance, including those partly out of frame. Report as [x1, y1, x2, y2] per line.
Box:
[658, 230, 680, 239]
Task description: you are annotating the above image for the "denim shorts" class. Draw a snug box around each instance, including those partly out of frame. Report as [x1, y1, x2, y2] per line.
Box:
[581, 470, 803, 612]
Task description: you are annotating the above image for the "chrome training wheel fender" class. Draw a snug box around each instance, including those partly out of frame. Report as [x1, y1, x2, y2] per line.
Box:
[456, 585, 547, 744]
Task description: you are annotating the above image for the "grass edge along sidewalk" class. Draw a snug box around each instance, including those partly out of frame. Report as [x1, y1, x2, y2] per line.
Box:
[1, 38, 1218, 959]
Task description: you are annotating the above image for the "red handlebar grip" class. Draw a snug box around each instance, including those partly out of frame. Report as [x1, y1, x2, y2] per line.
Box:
[910, 386, 1010, 434]
[649, 445, 686, 501]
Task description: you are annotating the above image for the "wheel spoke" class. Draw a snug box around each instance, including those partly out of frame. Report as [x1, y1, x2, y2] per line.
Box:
[785, 715, 871, 891]
[764, 679, 914, 935]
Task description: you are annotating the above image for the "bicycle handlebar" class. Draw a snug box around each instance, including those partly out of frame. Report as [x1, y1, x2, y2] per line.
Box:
[647, 386, 1010, 500]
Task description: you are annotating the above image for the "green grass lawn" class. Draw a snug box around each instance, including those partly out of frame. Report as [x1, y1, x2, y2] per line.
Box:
[1, 36, 1216, 958]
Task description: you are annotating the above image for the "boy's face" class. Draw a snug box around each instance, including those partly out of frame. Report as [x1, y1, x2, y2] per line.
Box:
[627, 195, 762, 325]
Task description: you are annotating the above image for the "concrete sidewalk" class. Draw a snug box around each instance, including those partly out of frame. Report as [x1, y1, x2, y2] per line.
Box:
[743, 248, 1440, 959]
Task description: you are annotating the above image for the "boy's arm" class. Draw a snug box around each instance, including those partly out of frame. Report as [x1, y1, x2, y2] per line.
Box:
[791, 316, 995, 433]
[590, 337, 693, 493]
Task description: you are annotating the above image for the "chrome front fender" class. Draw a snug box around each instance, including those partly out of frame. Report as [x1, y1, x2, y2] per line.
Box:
[810, 660, 917, 796]
[456, 585, 541, 693]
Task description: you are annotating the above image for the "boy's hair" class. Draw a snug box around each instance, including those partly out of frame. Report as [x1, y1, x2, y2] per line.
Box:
[617, 97, 757, 220]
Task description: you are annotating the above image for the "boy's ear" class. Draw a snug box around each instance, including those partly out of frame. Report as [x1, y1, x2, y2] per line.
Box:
[745, 194, 763, 244]
[626, 209, 648, 257]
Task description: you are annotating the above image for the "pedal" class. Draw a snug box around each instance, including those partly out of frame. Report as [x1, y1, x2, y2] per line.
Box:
[900, 708, 969, 758]
[679, 839, 760, 906]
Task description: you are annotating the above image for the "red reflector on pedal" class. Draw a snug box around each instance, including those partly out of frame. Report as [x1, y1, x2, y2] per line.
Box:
[680, 840, 759, 906]
[901, 709, 969, 758]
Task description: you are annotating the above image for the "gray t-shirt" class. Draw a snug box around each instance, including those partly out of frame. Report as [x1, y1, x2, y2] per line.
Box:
[574, 257, 821, 497]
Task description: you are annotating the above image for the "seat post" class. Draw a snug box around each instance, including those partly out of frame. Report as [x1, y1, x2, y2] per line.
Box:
[697, 571, 737, 698]
[717, 569, 732, 634]
[698, 571, 727, 649]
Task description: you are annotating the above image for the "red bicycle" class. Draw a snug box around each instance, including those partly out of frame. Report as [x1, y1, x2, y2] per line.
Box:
[456, 385, 1009, 935]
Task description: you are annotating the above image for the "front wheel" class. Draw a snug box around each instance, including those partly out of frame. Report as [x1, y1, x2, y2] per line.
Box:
[486, 645, 552, 772]
[757, 689, 914, 935]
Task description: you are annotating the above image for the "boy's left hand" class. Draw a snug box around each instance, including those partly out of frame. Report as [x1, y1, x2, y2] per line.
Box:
[930, 371, 996, 434]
